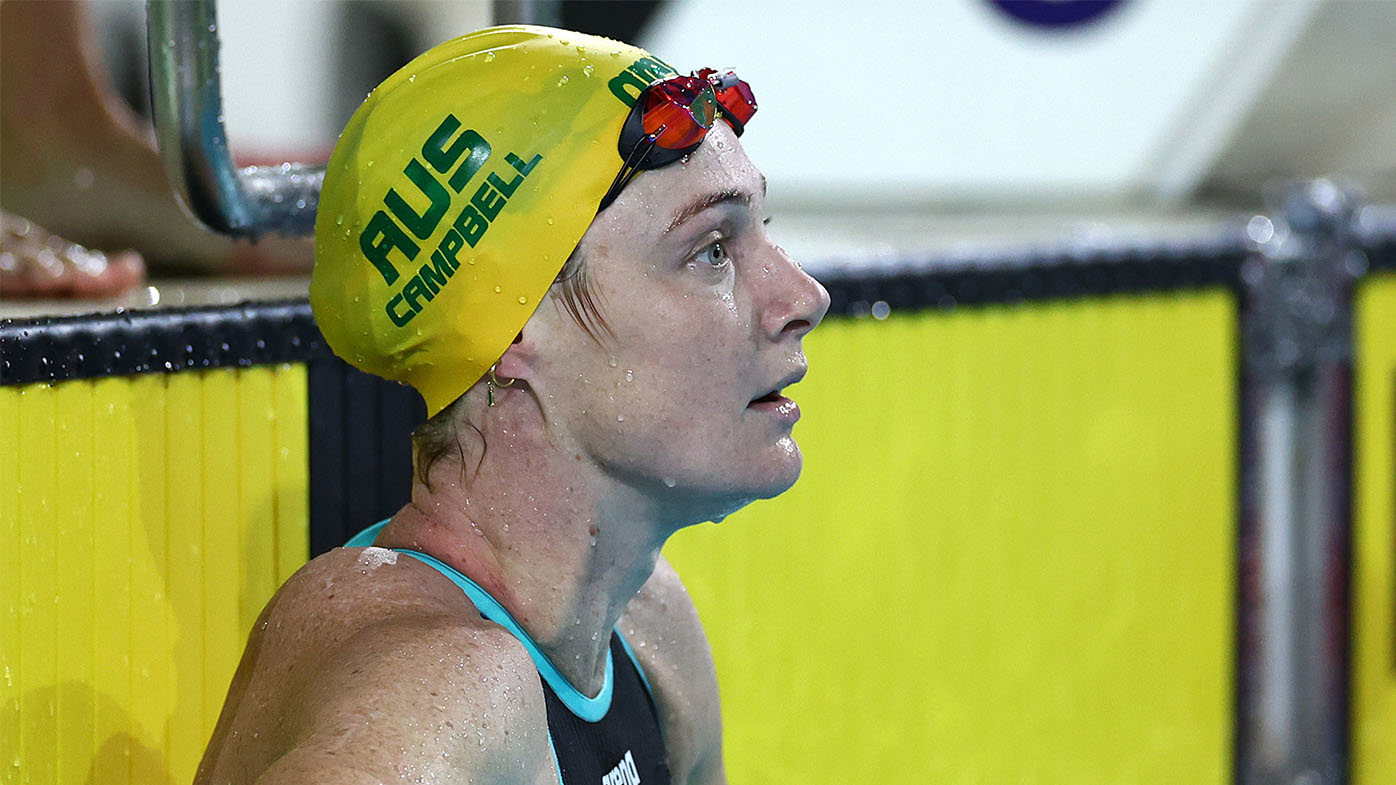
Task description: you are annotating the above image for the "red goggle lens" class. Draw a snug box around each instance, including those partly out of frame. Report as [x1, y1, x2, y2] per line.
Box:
[641, 78, 719, 150]
[697, 68, 757, 129]
[599, 68, 757, 211]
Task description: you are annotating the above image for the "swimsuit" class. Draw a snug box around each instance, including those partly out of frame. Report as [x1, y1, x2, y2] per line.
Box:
[346, 521, 671, 785]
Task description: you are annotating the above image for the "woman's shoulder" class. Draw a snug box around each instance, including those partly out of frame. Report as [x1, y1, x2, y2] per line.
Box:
[619, 556, 726, 784]
[196, 546, 552, 785]
[249, 545, 542, 703]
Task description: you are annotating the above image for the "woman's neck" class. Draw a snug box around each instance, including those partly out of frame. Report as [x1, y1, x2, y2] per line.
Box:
[378, 417, 676, 697]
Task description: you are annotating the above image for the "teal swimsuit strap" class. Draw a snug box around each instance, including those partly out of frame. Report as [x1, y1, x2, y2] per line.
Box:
[347, 520, 618, 721]
[346, 519, 656, 709]
[396, 547, 616, 722]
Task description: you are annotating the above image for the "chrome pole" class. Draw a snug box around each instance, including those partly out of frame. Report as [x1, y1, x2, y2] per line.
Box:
[1238, 180, 1360, 785]
[492, 0, 562, 26]
[146, 0, 322, 238]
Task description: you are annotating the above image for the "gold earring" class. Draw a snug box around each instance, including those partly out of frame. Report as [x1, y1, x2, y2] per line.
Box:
[486, 364, 515, 407]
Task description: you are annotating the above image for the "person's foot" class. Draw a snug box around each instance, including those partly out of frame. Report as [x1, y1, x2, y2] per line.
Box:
[1, 213, 145, 299]
[0, 0, 314, 279]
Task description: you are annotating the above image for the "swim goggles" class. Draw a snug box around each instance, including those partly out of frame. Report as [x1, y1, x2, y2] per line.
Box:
[597, 68, 757, 211]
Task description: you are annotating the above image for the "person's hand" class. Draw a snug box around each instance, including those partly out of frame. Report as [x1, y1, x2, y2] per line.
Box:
[0, 212, 145, 298]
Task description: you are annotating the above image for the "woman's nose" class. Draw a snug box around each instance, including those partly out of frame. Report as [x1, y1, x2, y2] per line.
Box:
[761, 245, 830, 340]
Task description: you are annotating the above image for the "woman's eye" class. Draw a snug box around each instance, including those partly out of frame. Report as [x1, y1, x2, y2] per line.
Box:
[694, 240, 729, 269]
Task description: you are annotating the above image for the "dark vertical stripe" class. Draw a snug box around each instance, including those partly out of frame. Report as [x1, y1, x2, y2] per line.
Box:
[377, 380, 423, 522]
[307, 355, 426, 556]
[343, 363, 382, 538]
[307, 356, 346, 557]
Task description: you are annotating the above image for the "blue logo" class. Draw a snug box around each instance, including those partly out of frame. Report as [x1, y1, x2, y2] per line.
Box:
[986, 0, 1127, 29]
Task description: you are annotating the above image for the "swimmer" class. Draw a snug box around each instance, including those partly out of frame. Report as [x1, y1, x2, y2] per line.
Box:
[196, 26, 828, 785]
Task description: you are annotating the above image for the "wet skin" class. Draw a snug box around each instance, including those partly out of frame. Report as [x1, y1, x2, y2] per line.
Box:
[195, 124, 829, 785]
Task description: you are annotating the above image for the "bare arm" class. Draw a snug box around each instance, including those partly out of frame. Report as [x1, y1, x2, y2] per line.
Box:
[197, 550, 558, 785]
[619, 556, 727, 785]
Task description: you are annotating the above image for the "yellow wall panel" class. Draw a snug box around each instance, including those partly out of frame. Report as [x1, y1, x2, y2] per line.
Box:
[127, 373, 174, 785]
[163, 371, 206, 782]
[202, 377, 242, 736]
[271, 368, 309, 585]
[1, 375, 20, 778]
[0, 365, 309, 785]
[236, 371, 277, 636]
[1353, 273, 1396, 785]
[54, 382, 96, 785]
[91, 376, 135, 785]
[665, 290, 1237, 785]
[17, 385, 59, 785]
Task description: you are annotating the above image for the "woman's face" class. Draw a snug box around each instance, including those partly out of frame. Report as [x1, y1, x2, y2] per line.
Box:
[523, 124, 829, 521]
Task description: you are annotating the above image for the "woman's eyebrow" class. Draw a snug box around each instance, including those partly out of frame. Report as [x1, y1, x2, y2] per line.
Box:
[662, 189, 750, 235]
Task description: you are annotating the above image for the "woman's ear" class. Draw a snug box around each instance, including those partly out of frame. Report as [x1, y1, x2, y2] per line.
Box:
[495, 290, 572, 385]
[493, 327, 534, 381]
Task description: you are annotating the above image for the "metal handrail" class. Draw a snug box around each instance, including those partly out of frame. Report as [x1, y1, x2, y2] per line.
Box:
[146, 0, 322, 238]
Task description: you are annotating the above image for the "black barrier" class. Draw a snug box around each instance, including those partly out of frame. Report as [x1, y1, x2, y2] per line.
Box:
[0, 301, 319, 385]
[306, 352, 423, 554]
[820, 230, 1248, 317]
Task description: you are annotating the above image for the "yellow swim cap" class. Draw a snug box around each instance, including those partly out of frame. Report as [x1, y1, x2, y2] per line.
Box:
[311, 25, 678, 416]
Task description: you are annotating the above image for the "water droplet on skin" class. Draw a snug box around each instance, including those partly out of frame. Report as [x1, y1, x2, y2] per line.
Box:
[358, 547, 398, 569]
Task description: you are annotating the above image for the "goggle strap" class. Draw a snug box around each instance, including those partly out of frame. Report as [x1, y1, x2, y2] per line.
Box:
[598, 130, 663, 212]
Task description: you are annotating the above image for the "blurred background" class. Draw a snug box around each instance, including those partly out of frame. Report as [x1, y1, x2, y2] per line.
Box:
[3, 2, 1396, 785]
[105, 0, 1396, 234]
[6, 0, 1396, 306]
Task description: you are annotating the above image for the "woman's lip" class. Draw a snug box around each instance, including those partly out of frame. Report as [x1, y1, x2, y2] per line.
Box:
[748, 395, 800, 423]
